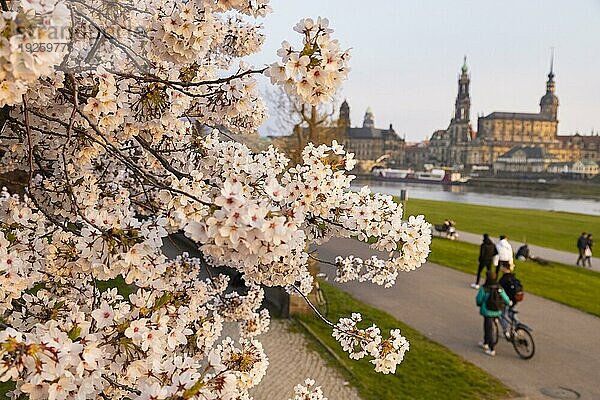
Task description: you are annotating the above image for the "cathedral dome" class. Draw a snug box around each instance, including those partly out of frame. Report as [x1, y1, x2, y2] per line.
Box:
[540, 91, 558, 106]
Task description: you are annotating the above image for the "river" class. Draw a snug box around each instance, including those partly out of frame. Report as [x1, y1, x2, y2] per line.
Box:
[352, 179, 600, 216]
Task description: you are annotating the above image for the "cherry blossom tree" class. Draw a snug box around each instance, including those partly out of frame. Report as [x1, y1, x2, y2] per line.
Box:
[0, 0, 431, 399]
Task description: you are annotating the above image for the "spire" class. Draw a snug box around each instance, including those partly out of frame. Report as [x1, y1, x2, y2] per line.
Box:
[548, 47, 555, 80]
[454, 56, 470, 123]
[338, 99, 350, 128]
[546, 48, 556, 94]
[540, 49, 558, 120]
[363, 107, 375, 128]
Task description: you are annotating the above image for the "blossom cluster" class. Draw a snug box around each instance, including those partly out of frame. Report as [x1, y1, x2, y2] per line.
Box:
[266, 17, 351, 105]
[0, 0, 431, 397]
[289, 378, 328, 400]
[334, 215, 431, 287]
[0, 0, 69, 105]
[333, 313, 410, 374]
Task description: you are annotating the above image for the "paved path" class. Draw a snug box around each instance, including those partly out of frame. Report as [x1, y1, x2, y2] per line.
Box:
[454, 231, 600, 272]
[318, 238, 600, 400]
[248, 320, 361, 400]
[164, 238, 360, 400]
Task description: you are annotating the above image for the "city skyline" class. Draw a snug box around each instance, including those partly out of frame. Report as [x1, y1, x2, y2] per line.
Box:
[252, 0, 600, 141]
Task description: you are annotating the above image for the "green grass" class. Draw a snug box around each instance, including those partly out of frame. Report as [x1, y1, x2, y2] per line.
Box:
[0, 382, 13, 398]
[297, 282, 514, 400]
[402, 198, 599, 253]
[429, 238, 600, 317]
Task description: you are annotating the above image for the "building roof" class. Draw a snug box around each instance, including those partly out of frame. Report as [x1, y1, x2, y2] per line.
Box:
[576, 159, 599, 167]
[481, 112, 552, 121]
[346, 127, 402, 140]
[430, 129, 448, 141]
[496, 145, 556, 161]
[548, 161, 571, 167]
[557, 134, 600, 145]
[540, 92, 559, 106]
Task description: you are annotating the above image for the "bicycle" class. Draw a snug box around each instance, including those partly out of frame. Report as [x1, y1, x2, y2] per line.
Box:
[314, 272, 329, 317]
[491, 306, 535, 359]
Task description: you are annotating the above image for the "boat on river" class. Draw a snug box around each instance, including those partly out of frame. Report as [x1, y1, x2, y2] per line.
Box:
[371, 168, 469, 185]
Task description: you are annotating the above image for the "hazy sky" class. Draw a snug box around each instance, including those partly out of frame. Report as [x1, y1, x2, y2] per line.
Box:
[251, 0, 600, 141]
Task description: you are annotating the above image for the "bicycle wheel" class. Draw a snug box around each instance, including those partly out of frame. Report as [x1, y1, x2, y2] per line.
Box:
[512, 327, 535, 359]
[491, 318, 499, 347]
[316, 288, 329, 317]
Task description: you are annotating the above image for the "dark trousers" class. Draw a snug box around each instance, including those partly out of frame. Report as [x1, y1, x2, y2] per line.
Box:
[484, 316, 495, 351]
[576, 248, 586, 266]
[476, 261, 491, 284]
[496, 260, 511, 275]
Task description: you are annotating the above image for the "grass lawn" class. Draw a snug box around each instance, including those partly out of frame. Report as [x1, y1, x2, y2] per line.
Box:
[297, 282, 514, 400]
[429, 237, 600, 317]
[402, 198, 599, 253]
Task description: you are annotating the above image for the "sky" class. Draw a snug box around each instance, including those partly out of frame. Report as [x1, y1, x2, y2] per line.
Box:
[250, 0, 600, 142]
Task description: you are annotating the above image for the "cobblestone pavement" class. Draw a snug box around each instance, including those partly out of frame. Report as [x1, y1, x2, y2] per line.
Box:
[163, 236, 361, 399]
[249, 320, 361, 400]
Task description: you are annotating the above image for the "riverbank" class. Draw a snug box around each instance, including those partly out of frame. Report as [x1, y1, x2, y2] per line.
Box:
[353, 179, 600, 216]
[466, 177, 600, 198]
[402, 198, 599, 253]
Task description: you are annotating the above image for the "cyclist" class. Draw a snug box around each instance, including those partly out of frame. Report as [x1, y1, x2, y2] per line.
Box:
[498, 264, 521, 338]
[476, 270, 510, 357]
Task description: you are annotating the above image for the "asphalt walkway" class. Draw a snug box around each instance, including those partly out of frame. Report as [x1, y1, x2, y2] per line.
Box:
[318, 237, 600, 400]
[454, 230, 600, 272]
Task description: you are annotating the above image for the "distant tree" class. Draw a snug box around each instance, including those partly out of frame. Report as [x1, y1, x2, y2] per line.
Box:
[267, 86, 342, 162]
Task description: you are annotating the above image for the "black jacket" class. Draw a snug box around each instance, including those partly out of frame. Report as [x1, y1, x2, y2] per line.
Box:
[577, 235, 588, 250]
[499, 273, 519, 303]
[479, 239, 498, 263]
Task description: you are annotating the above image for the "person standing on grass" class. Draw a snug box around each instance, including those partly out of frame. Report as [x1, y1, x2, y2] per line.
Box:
[584, 233, 593, 268]
[576, 232, 587, 266]
[476, 270, 511, 357]
[495, 235, 513, 275]
[471, 233, 497, 289]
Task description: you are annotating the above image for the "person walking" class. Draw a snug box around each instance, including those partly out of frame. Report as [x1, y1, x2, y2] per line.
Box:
[495, 235, 513, 275]
[471, 233, 497, 289]
[576, 232, 587, 266]
[476, 270, 511, 357]
[584, 233, 593, 268]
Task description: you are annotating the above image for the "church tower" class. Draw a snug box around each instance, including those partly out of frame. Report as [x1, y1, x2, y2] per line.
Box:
[540, 52, 559, 120]
[454, 55, 471, 123]
[338, 99, 351, 128]
[363, 107, 375, 128]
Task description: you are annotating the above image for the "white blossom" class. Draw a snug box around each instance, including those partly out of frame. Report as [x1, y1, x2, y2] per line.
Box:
[0, 0, 431, 396]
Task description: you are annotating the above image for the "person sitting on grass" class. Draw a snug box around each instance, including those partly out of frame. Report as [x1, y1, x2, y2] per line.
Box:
[476, 270, 511, 357]
[516, 244, 530, 261]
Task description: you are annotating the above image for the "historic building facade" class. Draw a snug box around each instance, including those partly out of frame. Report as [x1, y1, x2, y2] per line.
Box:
[337, 100, 405, 168]
[425, 57, 600, 172]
